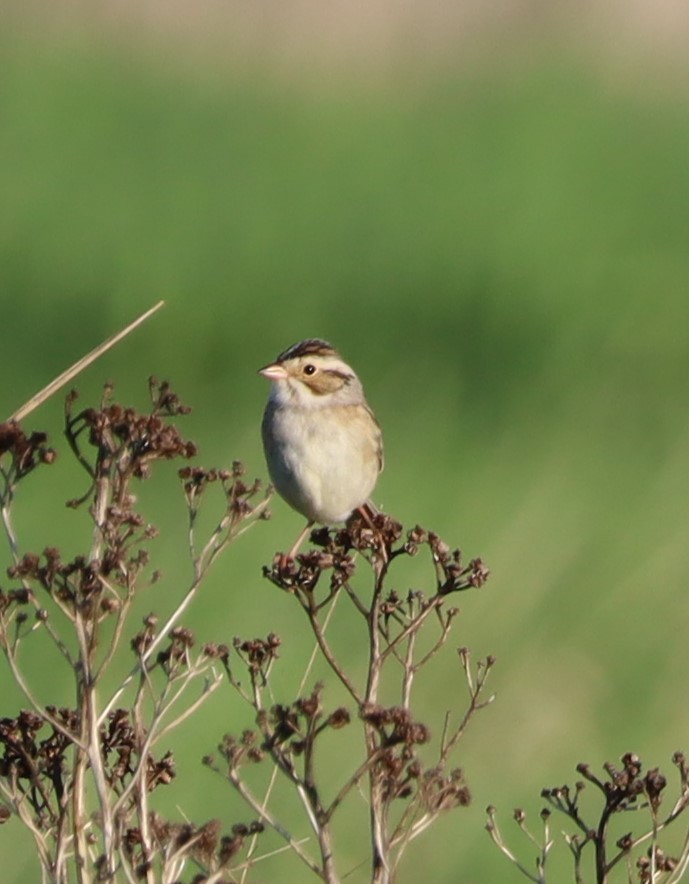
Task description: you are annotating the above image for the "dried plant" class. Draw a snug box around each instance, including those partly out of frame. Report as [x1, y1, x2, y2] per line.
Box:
[487, 752, 689, 883]
[0, 380, 271, 882]
[205, 514, 492, 883]
[0, 310, 492, 883]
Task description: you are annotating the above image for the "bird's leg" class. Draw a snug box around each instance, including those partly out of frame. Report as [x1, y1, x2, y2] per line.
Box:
[356, 504, 376, 530]
[285, 519, 315, 562]
[355, 504, 388, 563]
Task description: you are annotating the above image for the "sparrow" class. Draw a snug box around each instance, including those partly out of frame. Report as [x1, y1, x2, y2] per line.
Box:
[260, 338, 383, 558]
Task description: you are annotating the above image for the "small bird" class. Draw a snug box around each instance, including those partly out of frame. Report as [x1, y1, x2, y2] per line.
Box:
[259, 339, 383, 559]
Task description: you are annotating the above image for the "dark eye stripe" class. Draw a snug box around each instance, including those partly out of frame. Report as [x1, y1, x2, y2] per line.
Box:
[325, 369, 354, 382]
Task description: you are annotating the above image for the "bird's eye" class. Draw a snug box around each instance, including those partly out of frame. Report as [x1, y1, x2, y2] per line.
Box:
[303, 364, 316, 376]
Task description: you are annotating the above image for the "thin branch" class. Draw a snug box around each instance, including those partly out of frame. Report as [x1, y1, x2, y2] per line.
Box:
[324, 749, 386, 824]
[0, 775, 55, 874]
[302, 594, 362, 705]
[485, 810, 544, 884]
[401, 628, 416, 709]
[112, 667, 222, 820]
[298, 593, 340, 696]
[98, 569, 212, 727]
[93, 582, 136, 681]
[341, 580, 369, 619]
[239, 765, 281, 884]
[10, 301, 165, 423]
[606, 794, 689, 875]
[413, 608, 455, 669]
[439, 688, 493, 767]
[108, 494, 271, 728]
[378, 595, 445, 665]
[249, 679, 321, 837]
[0, 631, 84, 748]
[154, 670, 223, 744]
[667, 820, 689, 884]
[226, 769, 323, 878]
[364, 560, 391, 884]
[227, 837, 313, 880]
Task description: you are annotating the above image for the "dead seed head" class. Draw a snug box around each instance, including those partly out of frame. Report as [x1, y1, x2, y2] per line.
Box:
[362, 704, 431, 747]
[233, 634, 281, 672]
[0, 422, 56, 480]
[264, 517, 490, 600]
[203, 642, 230, 663]
[327, 707, 351, 729]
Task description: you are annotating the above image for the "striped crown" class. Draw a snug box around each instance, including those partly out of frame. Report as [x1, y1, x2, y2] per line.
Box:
[275, 339, 338, 363]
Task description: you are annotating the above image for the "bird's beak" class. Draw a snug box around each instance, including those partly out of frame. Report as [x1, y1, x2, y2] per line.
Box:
[259, 362, 288, 381]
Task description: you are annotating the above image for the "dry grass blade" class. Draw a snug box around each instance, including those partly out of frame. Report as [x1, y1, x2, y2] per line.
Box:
[9, 299, 165, 422]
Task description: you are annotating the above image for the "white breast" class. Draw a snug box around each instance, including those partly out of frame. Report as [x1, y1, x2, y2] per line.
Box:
[262, 402, 379, 524]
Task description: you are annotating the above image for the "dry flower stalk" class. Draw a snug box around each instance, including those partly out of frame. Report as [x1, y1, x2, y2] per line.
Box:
[0, 379, 271, 882]
[487, 752, 689, 883]
[9, 300, 165, 423]
[206, 514, 492, 883]
[0, 311, 494, 882]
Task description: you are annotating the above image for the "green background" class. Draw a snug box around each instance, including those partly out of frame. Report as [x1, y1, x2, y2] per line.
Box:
[2, 10, 689, 882]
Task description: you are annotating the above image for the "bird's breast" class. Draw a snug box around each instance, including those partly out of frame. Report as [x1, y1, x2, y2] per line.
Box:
[262, 403, 379, 523]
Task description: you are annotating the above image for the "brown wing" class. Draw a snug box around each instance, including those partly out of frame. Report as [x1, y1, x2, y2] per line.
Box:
[367, 404, 384, 474]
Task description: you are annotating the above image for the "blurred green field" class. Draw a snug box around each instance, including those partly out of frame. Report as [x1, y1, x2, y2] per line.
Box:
[2, 23, 689, 883]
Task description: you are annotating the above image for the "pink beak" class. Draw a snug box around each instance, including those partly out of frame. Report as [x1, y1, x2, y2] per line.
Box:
[259, 362, 288, 381]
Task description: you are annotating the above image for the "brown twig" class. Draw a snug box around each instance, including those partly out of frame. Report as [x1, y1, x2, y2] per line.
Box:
[9, 301, 165, 423]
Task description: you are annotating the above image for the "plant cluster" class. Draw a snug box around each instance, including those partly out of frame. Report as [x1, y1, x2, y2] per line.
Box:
[0, 381, 271, 882]
[487, 751, 689, 883]
[0, 379, 491, 884]
[208, 513, 492, 883]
